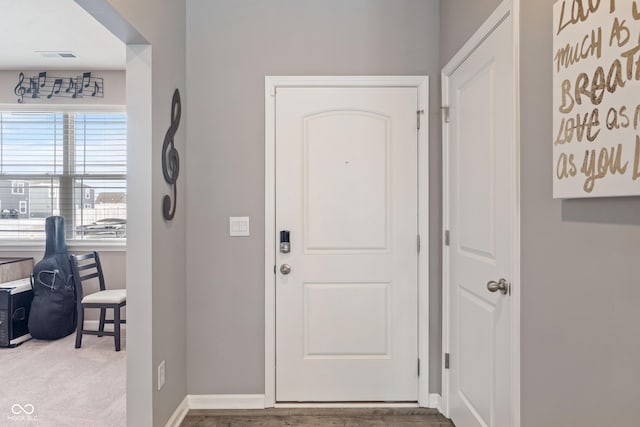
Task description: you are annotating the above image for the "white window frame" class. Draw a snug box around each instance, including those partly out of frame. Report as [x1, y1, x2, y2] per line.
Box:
[11, 181, 25, 195]
[0, 105, 127, 250]
[18, 201, 27, 214]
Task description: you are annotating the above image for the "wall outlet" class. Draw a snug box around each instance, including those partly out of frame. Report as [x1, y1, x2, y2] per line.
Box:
[158, 360, 166, 390]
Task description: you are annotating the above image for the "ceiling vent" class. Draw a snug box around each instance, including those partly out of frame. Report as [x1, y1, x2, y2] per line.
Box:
[35, 51, 78, 59]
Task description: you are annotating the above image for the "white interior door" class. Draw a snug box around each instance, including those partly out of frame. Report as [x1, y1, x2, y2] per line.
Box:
[445, 13, 515, 427]
[275, 87, 418, 402]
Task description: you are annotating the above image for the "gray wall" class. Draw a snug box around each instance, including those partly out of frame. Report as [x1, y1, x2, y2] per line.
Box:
[439, 0, 503, 66]
[185, 0, 442, 395]
[442, 1, 640, 426]
[520, 1, 640, 425]
[83, 1, 187, 426]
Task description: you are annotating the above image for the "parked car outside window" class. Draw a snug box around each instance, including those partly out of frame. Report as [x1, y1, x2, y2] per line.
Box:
[1, 209, 19, 219]
[76, 218, 126, 238]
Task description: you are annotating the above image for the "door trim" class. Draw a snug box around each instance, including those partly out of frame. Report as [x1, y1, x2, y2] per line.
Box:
[441, 1, 521, 425]
[265, 76, 429, 407]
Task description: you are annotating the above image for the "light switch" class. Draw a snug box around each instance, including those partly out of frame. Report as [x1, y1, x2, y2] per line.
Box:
[229, 216, 250, 237]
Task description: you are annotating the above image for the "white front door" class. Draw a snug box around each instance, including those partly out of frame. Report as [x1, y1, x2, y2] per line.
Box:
[445, 11, 516, 427]
[275, 87, 419, 402]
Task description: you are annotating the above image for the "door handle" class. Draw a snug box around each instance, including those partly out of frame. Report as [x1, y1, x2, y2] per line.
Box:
[487, 278, 510, 295]
[280, 264, 292, 275]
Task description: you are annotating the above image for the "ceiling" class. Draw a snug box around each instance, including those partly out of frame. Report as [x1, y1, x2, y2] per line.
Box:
[0, 0, 125, 70]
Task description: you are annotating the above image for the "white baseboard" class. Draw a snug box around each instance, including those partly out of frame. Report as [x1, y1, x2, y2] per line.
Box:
[428, 393, 442, 411]
[275, 402, 419, 408]
[188, 394, 266, 410]
[164, 396, 189, 427]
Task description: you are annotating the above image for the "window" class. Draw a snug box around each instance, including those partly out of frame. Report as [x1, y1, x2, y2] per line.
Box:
[11, 181, 24, 195]
[0, 111, 126, 241]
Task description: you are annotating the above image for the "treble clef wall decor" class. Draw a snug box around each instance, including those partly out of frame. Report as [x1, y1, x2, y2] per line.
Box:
[14, 72, 26, 103]
[162, 88, 182, 221]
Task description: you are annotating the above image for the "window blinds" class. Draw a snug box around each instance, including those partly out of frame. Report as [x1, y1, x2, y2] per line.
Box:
[0, 111, 127, 240]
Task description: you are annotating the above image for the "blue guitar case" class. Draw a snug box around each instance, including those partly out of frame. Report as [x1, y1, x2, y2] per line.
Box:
[28, 216, 76, 339]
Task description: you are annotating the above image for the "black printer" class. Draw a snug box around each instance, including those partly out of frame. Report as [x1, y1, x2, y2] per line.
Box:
[0, 277, 33, 347]
[0, 258, 34, 347]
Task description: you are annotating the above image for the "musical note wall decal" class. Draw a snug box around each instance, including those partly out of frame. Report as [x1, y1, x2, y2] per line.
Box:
[78, 72, 92, 95]
[162, 89, 182, 221]
[91, 81, 102, 97]
[37, 72, 47, 89]
[65, 77, 79, 98]
[13, 71, 105, 103]
[48, 78, 63, 99]
[28, 75, 41, 98]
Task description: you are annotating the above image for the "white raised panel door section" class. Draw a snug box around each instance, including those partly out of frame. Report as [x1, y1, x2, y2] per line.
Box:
[445, 11, 515, 427]
[275, 87, 418, 402]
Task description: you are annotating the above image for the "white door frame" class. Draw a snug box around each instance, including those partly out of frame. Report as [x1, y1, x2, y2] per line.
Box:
[265, 76, 430, 408]
[441, 1, 521, 425]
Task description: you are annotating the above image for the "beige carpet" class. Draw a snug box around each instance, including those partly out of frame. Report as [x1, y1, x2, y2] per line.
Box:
[0, 329, 126, 427]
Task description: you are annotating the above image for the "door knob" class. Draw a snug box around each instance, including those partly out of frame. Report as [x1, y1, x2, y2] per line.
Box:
[487, 278, 509, 295]
[280, 264, 291, 275]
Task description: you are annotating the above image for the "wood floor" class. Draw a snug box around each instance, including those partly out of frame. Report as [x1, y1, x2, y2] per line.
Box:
[181, 408, 454, 427]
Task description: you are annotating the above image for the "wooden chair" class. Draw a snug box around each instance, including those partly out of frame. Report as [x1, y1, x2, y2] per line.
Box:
[70, 251, 126, 351]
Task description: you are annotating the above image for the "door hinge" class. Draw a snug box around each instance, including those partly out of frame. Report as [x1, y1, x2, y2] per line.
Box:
[441, 106, 450, 124]
[417, 234, 421, 253]
[273, 265, 276, 275]
[444, 230, 450, 246]
[416, 109, 424, 130]
[418, 358, 421, 377]
[444, 353, 450, 369]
